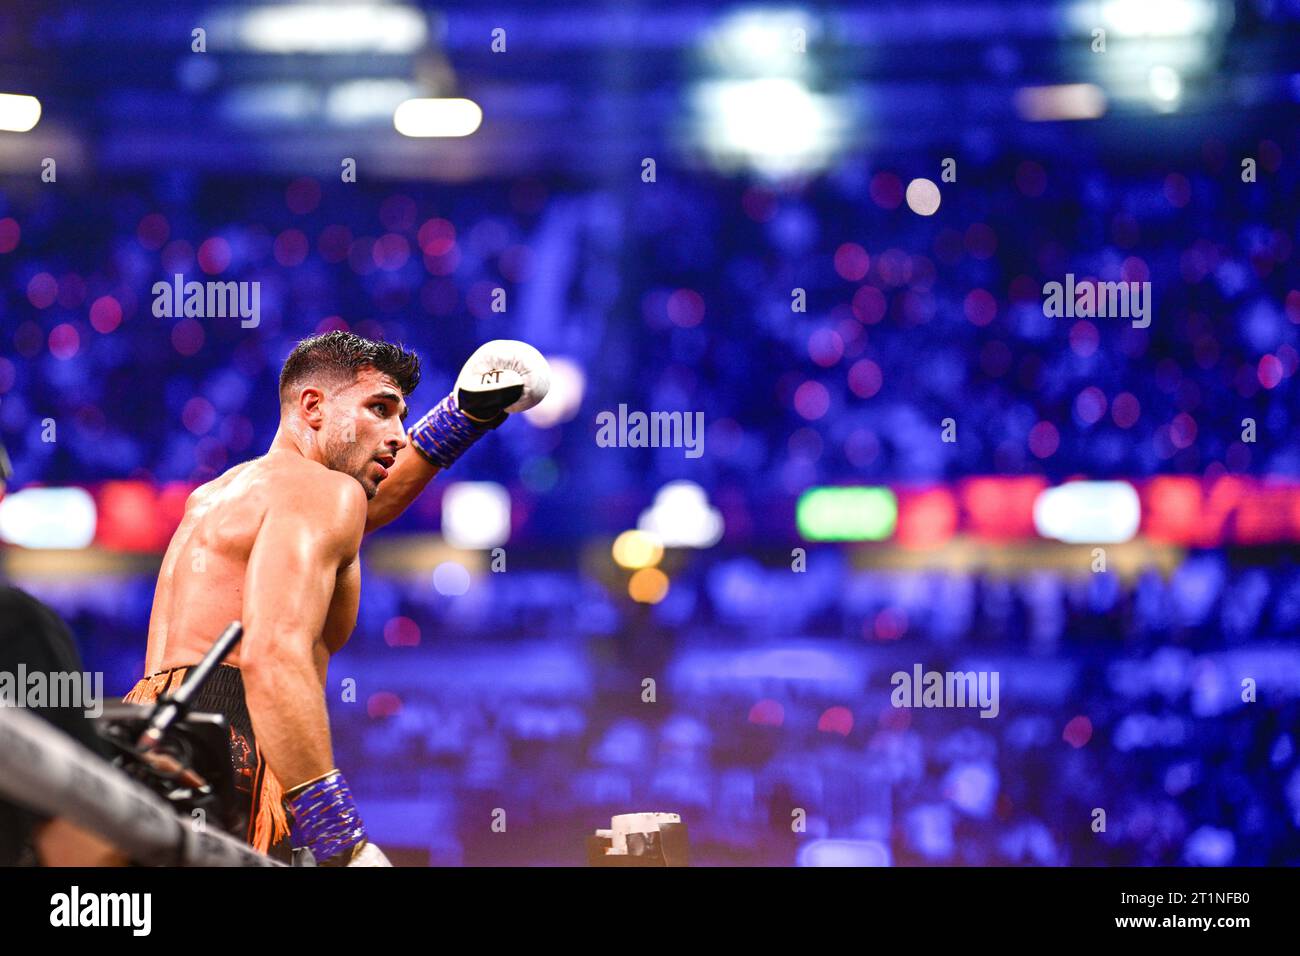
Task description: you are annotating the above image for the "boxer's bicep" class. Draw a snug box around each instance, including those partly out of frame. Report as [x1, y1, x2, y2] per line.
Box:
[364, 444, 441, 535]
[243, 485, 364, 664]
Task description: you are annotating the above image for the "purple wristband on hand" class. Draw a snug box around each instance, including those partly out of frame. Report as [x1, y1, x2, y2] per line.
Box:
[286, 770, 366, 864]
[407, 393, 489, 469]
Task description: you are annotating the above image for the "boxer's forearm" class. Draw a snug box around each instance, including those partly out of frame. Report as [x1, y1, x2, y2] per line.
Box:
[365, 394, 482, 535]
[364, 446, 440, 534]
[35, 818, 131, 867]
[363, 342, 550, 535]
[242, 645, 334, 788]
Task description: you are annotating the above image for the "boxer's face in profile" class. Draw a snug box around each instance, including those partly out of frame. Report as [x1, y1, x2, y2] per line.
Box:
[317, 367, 409, 499]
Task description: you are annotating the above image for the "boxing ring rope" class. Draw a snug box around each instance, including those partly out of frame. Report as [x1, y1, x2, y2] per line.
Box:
[0, 704, 284, 867]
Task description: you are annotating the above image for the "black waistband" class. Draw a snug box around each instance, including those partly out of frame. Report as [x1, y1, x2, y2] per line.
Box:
[193, 662, 246, 697]
[146, 661, 243, 686]
[148, 663, 250, 729]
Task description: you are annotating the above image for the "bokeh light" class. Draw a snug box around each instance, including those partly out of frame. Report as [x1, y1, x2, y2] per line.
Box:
[628, 567, 669, 604]
[433, 560, 471, 596]
[612, 529, 664, 570]
[905, 178, 941, 215]
[89, 296, 123, 334]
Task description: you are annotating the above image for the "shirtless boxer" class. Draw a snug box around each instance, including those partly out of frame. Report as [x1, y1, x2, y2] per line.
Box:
[123, 332, 549, 865]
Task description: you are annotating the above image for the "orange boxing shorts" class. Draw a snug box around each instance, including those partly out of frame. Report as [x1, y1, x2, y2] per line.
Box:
[123, 662, 292, 863]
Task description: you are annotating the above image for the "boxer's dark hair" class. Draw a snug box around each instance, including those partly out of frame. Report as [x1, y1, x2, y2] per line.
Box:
[279, 331, 420, 406]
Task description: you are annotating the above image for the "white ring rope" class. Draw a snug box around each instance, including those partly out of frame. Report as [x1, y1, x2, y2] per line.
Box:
[0, 704, 284, 867]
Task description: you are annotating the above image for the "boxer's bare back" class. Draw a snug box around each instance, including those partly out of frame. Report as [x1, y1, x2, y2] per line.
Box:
[143, 454, 363, 680]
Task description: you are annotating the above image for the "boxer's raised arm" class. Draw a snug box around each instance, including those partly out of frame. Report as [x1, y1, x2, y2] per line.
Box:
[364, 340, 551, 536]
[364, 445, 440, 534]
[241, 474, 365, 789]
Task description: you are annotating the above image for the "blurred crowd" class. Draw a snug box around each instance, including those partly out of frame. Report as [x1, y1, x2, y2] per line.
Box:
[2, 130, 1298, 522]
[18, 550, 1300, 866]
[3, 105, 1298, 866]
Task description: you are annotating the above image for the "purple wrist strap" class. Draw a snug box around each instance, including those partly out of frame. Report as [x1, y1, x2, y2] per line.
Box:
[408, 392, 487, 469]
[286, 770, 366, 864]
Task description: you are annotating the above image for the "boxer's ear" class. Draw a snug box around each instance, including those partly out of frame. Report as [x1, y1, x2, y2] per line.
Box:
[297, 385, 328, 426]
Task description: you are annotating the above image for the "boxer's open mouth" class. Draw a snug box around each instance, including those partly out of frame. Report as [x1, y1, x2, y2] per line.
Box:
[373, 454, 394, 479]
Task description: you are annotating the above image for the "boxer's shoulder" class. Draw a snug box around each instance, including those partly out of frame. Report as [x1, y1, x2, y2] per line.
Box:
[264, 457, 367, 529]
[185, 458, 260, 509]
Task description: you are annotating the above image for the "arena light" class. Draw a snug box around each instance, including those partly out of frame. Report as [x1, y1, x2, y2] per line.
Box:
[440, 482, 510, 550]
[1069, 0, 1227, 116]
[637, 481, 724, 548]
[394, 98, 482, 138]
[1141, 477, 1203, 544]
[1033, 481, 1141, 544]
[326, 79, 419, 124]
[0, 93, 41, 132]
[895, 488, 957, 549]
[796, 487, 896, 542]
[0, 487, 97, 549]
[797, 839, 891, 867]
[702, 8, 815, 79]
[94, 481, 168, 551]
[612, 530, 664, 570]
[691, 78, 843, 177]
[690, 8, 847, 178]
[522, 357, 584, 428]
[1097, 0, 1217, 37]
[628, 567, 670, 604]
[235, 4, 427, 53]
[960, 477, 1047, 541]
[1014, 84, 1108, 122]
[905, 179, 941, 216]
[432, 560, 471, 596]
[1147, 66, 1183, 111]
[1231, 485, 1300, 545]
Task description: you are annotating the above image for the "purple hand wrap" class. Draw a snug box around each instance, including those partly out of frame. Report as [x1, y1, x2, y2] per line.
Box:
[408, 392, 489, 469]
[286, 770, 366, 864]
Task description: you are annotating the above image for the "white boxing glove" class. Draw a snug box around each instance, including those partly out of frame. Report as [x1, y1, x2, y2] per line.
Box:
[346, 841, 393, 867]
[407, 340, 552, 469]
[455, 339, 551, 422]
